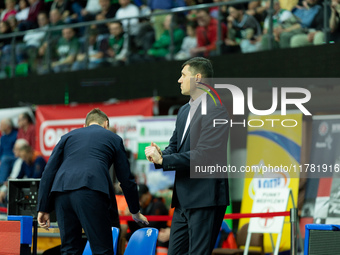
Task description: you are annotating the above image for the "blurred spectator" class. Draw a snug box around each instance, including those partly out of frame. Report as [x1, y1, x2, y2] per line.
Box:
[71, 28, 108, 70]
[0, 0, 17, 22]
[82, 0, 116, 26]
[246, 1, 267, 16]
[261, 0, 294, 50]
[52, 27, 79, 72]
[277, 0, 322, 48]
[330, 0, 340, 42]
[0, 20, 13, 73]
[106, 21, 128, 65]
[37, 9, 64, 73]
[7, 15, 18, 32]
[126, 184, 168, 246]
[82, 0, 102, 19]
[290, 0, 327, 47]
[191, 8, 227, 57]
[174, 21, 197, 60]
[148, 0, 186, 40]
[0, 139, 28, 205]
[49, 8, 64, 37]
[0, 119, 17, 185]
[245, 0, 269, 23]
[15, 0, 30, 23]
[92, 0, 119, 34]
[156, 206, 174, 245]
[247, 0, 261, 16]
[0, 20, 13, 47]
[115, 0, 140, 35]
[17, 144, 46, 178]
[18, 0, 45, 31]
[39, 9, 64, 51]
[210, 0, 222, 19]
[17, 112, 35, 149]
[134, 0, 151, 17]
[130, 18, 155, 59]
[185, 0, 198, 22]
[147, 14, 185, 59]
[225, 4, 261, 53]
[16, 12, 49, 65]
[49, 0, 73, 22]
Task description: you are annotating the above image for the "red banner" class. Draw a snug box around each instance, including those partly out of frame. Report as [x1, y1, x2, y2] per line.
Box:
[36, 98, 154, 159]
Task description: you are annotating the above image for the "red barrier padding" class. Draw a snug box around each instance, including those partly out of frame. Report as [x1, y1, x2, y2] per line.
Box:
[119, 211, 291, 221]
[0, 207, 7, 213]
[0, 221, 21, 255]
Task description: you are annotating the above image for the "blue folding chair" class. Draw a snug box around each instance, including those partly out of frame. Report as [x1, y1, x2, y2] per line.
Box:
[124, 228, 159, 255]
[82, 227, 120, 255]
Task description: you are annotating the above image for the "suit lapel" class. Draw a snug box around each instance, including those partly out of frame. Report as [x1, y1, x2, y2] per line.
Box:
[179, 124, 190, 151]
[177, 103, 190, 150]
[178, 100, 204, 151]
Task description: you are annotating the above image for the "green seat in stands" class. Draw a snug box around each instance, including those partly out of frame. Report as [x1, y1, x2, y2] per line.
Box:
[4, 66, 12, 78]
[15, 63, 29, 77]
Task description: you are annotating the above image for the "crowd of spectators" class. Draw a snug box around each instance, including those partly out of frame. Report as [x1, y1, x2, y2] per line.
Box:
[0, 0, 339, 77]
[0, 113, 45, 206]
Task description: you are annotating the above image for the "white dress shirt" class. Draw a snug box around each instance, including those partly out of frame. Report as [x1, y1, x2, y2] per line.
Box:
[181, 92, 206, 144]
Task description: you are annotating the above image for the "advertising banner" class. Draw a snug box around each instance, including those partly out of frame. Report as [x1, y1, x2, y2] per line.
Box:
[240, 112, 302, 253]
[135, 117, 177, 194]
[35, 98, 154, 159]
[301, 115, 340, 229]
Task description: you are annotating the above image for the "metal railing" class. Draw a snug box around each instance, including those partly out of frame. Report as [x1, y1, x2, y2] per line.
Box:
[0, 0, 332, 78]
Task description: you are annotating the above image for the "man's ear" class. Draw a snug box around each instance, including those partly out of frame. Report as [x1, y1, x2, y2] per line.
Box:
[104, 120, 109, 129]
[195, 73, 202, 83]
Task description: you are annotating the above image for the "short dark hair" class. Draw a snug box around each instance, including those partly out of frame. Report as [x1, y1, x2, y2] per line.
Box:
[21, 112, 33, 124]
[138, 184, 149, 197]
[89, 28, 99, 37]
[197, 8, 210, 15]
[38, 11, 48, 18]
[182, 57, 213, 78]
[85, 108, 109, 127]
[186, 21, 197, 29]
[110, 21, 123, 27]
[230, 3, 245, 11]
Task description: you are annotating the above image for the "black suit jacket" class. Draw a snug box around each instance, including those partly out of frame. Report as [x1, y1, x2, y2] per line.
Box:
[159, 95, 230, 209]
[37, 124, 140, 218]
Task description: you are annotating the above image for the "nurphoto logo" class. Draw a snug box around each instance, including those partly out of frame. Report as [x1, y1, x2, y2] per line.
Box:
[195, 79, 312, 128]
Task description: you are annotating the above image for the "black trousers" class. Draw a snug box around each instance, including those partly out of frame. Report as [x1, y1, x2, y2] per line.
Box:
[54, 188, 114, 255]
[168, 205, 227, 255]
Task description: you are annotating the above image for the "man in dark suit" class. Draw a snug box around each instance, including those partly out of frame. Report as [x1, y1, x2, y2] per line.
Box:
[37, 108, 148, 255]
[145, 57, 230, 255]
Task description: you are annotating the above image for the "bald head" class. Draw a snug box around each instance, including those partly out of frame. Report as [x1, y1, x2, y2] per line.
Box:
[13, 138, 29, 158]
[0, 118, 13, 134]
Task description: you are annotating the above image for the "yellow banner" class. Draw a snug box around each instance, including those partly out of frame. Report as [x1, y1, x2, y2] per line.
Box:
[240, 112, 302, 252]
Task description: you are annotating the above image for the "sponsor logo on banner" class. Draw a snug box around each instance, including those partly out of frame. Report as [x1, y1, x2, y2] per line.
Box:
[39, 119, 84, 156]
[39, 117, 140, 156]
[247, 160, 290, 199]
[316, 121, 333, 150]
[319, 122, 329, 136]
